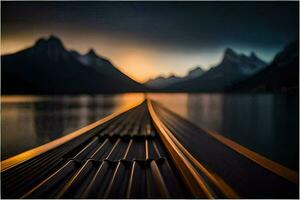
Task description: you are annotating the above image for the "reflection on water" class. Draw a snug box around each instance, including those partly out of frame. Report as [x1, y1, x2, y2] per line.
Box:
[1, 94, 144, 160]
[2, 93, 298, 170]
[150, 93, 299, 170]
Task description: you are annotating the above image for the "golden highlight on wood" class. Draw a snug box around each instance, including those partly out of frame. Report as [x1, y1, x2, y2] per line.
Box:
[147, 99, 240, 198]
[203, 128, 299, 184]
[1, 100, 144, 172]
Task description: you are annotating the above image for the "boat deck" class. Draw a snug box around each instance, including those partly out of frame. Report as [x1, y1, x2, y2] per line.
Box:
[151, 101, 298, 198]
[1, 99, 299, 198]
[2, 102, 191, 198]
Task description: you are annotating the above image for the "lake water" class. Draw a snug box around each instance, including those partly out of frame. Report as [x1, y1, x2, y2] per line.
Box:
[149, 93, 299, 170]
[1, 93, 298, 170]
[1, 94, 144, 160]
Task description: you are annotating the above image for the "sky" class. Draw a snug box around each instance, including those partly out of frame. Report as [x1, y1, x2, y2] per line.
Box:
[2, 1, 299, 83]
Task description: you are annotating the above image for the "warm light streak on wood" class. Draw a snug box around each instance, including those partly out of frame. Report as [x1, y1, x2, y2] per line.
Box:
[1, 99, 144, 172]
[203, 128, 299, 184]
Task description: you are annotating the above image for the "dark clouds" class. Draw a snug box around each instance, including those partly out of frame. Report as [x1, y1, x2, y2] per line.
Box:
[2, 1, 299, 51]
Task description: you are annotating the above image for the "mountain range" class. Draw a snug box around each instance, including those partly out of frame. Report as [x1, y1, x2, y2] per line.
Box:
[146, 66, 204, 89]
[146, 48, 267, 92]
[2, 35, 298, 94]
[2, 35, 145, 94]
[226, 41, 299, 93]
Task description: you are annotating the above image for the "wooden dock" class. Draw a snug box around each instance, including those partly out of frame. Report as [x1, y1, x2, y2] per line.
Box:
[1, 99, 298, 198]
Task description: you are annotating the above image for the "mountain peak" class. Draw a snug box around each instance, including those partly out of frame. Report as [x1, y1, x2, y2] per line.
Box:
[48, 34, 60, 40]
[187, 66, 204, 78]
[224, 48, 238, 57]
[35, 38, 47, 46]
[168, 74, 178, 79]
[189, 65, 204, 72]
[86, 49, 98, 57]
[34, 35, 64, 49]
[33, 35, 67, 61]
[221, 48, 240, 64]
[249, 51, 267, 67]
[250, 51, 258, 59]
[48, 35, 63, 45]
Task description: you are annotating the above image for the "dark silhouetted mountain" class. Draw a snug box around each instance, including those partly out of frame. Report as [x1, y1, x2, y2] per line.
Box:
[71, 48, 138, 83]
[162, 48, 267, 92]
[146, 66, 205, 89]
[187, 66, 205, 78]
[2, 35, 145, 94]
[146, 74, 181, 89]
[227, 41, 299, 93]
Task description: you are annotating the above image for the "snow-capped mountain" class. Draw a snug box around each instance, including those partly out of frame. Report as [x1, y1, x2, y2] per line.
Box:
[221, 48, 266, 76]
[71, 49, 107, 67]
[228, 41, 299, 92]
[70, 48, 134, 80]
[163, 48, 267, 92]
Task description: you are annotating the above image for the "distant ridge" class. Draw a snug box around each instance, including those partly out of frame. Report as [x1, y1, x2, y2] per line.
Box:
[2, 35, 146, 94]
[2, 35, 296, 94]
[227, 41, 299, 93]
[145, 66, 204, 89]
[148, 48, 267, 92]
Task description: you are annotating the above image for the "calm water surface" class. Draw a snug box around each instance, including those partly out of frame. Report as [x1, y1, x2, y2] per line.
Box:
[1, 93, 298, 170]
[1, 94, 144, 160]
[150, 93, 299, 170]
